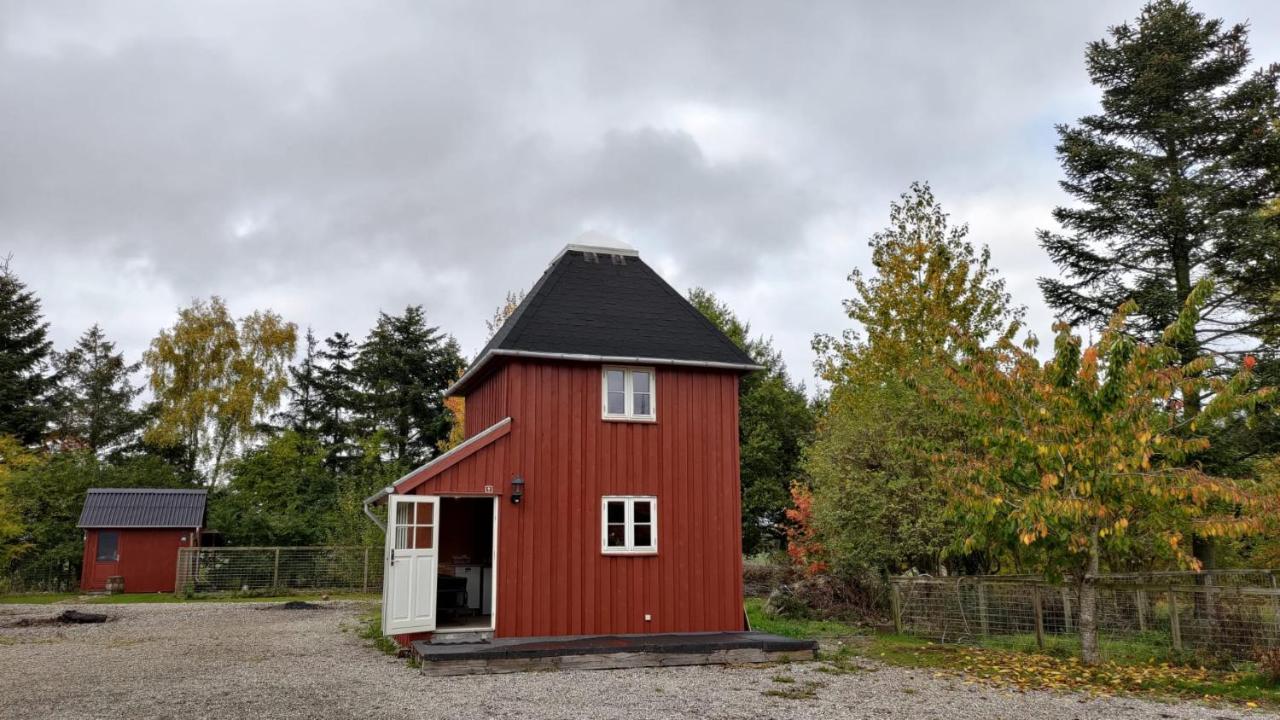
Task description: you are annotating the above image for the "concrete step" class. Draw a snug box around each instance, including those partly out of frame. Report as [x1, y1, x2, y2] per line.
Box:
[429, 630, 493, 645]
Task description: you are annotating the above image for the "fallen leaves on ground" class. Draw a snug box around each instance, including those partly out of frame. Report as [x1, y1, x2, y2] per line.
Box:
[917, 645, 1261, 707]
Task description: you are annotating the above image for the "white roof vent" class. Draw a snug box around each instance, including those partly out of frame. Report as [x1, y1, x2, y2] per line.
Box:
[554, 230, 639, 264]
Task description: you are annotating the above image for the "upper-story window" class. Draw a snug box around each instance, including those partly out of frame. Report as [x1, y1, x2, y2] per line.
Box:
[602, 366, 656, 421]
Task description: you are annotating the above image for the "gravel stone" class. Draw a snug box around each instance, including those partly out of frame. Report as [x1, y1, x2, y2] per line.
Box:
[0, 601, 1272, 719]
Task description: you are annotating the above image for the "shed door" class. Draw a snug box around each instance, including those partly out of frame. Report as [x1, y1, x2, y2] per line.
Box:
[382, 495, 439, 635]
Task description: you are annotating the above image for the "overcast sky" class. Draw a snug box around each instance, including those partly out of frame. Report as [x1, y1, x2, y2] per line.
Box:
[3, 0, 1277, 391]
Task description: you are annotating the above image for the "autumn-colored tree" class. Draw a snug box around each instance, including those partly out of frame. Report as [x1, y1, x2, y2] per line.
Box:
[806, 182, 1023, 577]
[944, 280, 1275, 664]
[784, 482, 826, 576]
[0, 436, 40, 579]
[143, 297, 297, 484]
[485, 289, 525, 340]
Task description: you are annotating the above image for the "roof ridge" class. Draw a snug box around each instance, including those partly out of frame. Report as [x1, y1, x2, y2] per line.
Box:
[86, 487, 207, 493]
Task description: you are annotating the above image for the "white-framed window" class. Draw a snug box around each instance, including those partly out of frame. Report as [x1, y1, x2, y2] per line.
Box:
[601, 366, 656, 421]
[601, 496, 657, 554]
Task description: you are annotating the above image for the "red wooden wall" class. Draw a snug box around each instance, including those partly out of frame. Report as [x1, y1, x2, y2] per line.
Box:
[408, 357, 745, 639]
[81, 528, 198, 593]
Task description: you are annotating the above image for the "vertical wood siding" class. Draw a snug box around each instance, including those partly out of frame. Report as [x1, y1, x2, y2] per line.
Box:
[411, 358, 744, 638]
[80, 528, 197, 593]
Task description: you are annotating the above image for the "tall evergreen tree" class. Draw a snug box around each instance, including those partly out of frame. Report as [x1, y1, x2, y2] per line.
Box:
[48, 324, 145, 454]
[688, 288, 814, 555]
[1037, 0, 1280, 570]
[355, 306, 464, 465]
[1038, 0, 1280, 371]
[278, 328, 324, 437]
[0, 259, 55, 445]
[316, 331, 361, 467]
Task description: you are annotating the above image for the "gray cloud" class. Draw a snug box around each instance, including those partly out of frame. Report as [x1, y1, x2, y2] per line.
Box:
[2, 0, 1278, 388]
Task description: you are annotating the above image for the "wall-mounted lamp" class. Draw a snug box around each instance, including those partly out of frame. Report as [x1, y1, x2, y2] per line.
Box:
[510, 475, 525, 505]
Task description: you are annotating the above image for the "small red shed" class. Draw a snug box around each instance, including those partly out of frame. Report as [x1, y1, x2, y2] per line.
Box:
[367, 237, 761, 644]
[78, 488, 207, 593]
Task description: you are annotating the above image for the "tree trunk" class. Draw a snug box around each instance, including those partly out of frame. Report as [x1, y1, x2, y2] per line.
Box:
[1079, 525, 1102, 665]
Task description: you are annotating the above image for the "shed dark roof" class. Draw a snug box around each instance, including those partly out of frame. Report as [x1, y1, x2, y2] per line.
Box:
[450, 244, 759, 395]
[77, 488, 208, 528]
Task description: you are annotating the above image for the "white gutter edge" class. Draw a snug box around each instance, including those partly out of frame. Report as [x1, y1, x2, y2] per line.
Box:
[446, 350, 763, 396]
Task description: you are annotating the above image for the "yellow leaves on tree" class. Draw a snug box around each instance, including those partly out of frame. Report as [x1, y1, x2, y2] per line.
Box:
[143, 296, 297, 485]
[942, 279, 1277, 664]
[0, 435, 41, 568]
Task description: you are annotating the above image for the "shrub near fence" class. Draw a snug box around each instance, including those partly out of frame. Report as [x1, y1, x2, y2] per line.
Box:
[890, 571, 1280, 664]
[176, 546, 383, 595]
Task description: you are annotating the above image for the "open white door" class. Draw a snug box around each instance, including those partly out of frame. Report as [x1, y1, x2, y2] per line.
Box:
[382, 494, 439, 635]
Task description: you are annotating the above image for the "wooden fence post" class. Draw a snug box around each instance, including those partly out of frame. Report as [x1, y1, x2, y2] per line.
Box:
[977, 581, 989, 637]
[891, 582, 904, 634]
[1270, 572, 1280, 632]
[1136, 590, 1147, 632]
[362, 547, 370, 594]
[1168, 587, 1182, 652]
[1032, 586, 1046, 650]
[1061, 588, 1073, 633]
[272, 547, 281, 591]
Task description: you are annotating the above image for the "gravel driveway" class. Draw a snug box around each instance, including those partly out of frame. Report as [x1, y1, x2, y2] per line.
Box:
[0, 600, 1272, 720]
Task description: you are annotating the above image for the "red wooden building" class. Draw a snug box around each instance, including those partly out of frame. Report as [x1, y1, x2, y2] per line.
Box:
[367, 237, 760, 643]
[78, 488, 207, 593]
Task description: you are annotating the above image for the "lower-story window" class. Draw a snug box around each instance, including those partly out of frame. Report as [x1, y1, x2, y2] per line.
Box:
[601, 496, 657, 554]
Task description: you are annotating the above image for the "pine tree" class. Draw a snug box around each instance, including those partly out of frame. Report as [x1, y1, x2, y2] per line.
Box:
[48, 324, 145, 454]
[0, 259, 55, 445]
[355, 306, 464, 465]
[1038, 0, 1280, 370]
[278, 328, 324, 436]
[316, 331, 360, 467]
[1038, 0, 1280, 572]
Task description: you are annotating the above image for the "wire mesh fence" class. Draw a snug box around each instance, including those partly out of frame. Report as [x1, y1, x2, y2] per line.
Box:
[0, 565, 80, 594]
[891, 572, 1280, 663]
[176, 546, 383, 595]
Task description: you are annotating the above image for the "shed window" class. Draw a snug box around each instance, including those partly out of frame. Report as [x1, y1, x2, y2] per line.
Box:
[601, 496, 657, 554]
[601, 366, 656, 421]
[97, 531, 119, 562]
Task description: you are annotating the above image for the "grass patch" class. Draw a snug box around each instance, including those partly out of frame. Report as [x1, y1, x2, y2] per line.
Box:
[0, 593, 78, 604]
[100, 591, 379, 605]
[762, 679, 824, 700]
[357, 610, 401, 657]
[744, 597, 863, 639]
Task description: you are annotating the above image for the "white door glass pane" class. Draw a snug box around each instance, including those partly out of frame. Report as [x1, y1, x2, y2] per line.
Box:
[396, 503, 413, 526]
[395, 525, 412, 550]
[414, 525, 434, 549]
[416, 502, 434, 525]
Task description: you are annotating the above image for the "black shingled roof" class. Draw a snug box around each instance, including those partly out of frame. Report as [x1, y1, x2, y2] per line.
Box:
[451, 247, 759, 395]
[78, 488, 208, 529]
